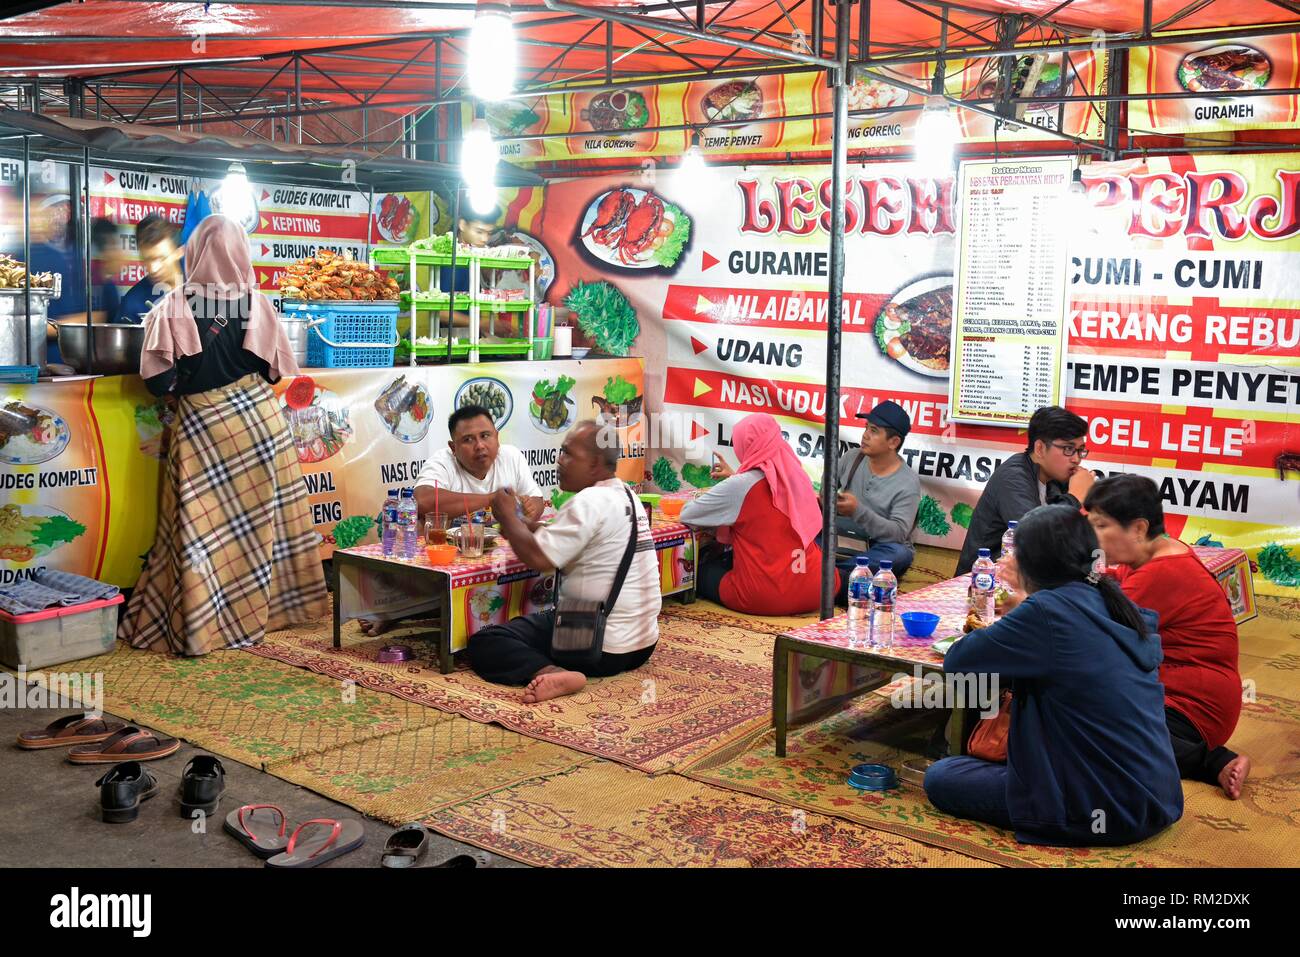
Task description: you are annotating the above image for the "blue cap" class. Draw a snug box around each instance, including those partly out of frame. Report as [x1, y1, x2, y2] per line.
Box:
[978, 548, 990, 557]
[855, 556, 870, 566]
[1007, 520, 1018, 529]
[879, 560, 892, 569]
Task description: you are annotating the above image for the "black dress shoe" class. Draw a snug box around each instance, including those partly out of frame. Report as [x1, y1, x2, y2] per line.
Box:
[179, 756, 226, 818]
[96, 761, 159, 823]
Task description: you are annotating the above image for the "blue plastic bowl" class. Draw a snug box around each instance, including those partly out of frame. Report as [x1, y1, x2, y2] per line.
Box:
[848, 763, 898, 791]
[900, 611, 941, 638]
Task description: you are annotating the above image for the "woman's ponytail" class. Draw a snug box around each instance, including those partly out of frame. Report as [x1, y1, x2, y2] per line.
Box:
[1094, 573, 1148, 639]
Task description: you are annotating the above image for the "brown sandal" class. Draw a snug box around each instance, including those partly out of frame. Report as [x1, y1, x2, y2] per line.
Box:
[66, 726, 180, 764]
[16, 713, 127, 750]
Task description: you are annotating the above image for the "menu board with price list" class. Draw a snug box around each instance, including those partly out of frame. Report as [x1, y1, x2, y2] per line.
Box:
[948, 157, 1074, 427]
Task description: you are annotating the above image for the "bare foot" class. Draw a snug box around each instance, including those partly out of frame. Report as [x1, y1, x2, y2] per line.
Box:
[358, 618, 393, 638]
[521, 669, 587, 704]
[1218, 754, 1251, 800]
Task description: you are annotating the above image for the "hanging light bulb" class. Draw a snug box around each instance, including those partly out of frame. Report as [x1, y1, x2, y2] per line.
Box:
[676, 129, 710, 200]
[461, 116, 499, 216]
[468, 2, 516, 102]
[914, 94, 959, 176]
[212, 161, 257, 232]
[1066, 166, 1089, 222]
[468, 181, 498, 216]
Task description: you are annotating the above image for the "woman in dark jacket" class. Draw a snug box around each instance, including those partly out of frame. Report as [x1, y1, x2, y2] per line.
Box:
[924, 504, 1183, 847]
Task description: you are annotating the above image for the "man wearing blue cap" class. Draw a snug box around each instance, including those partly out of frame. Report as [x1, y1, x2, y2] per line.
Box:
[829, 399, 921, 603]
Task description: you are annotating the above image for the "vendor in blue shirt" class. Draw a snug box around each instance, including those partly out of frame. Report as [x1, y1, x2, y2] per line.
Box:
[115, 214, 183, 324]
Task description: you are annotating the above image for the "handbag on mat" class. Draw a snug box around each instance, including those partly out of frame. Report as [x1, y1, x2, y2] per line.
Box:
[550, 487, 641, 669]
[967, 690, 1012, 763]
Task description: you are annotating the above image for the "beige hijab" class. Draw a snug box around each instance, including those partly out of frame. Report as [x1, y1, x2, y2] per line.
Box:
[140, 214, 297, 381]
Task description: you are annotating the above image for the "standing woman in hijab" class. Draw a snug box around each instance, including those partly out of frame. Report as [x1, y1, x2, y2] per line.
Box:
[680, 413, 836, 615]
[119, 215, 328, 656]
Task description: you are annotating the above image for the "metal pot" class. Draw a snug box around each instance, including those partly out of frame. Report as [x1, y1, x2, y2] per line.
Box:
[0, 283, 60, 367]
[56, 322, 147, 376]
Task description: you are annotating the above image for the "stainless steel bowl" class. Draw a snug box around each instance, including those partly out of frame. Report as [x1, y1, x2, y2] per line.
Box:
[56, 322, 147, 376]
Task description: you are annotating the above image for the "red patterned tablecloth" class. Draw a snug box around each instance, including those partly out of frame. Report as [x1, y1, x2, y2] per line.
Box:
[780, 546, 1250, 668]
[337, 521, 693, 589]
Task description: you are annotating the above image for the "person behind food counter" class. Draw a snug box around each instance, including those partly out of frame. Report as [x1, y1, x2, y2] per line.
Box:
[90, 218, 123, 323]
[118, 215, 326, 657]
[470, 420, 661, 703]
[955, 406, 1096, 576]
[923, 504, 1183, 847]
[413, 404, 546, 521]
[680, 412, 834, 615]
[1082, 474, 1250, 800]
[24, 196, 86, 367]
[115, 214, 184, 324]
[825, 400, 920, 603]
[435, 206, 530, 339]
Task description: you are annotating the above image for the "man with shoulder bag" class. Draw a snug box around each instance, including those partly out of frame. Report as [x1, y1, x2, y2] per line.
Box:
[472, 421, 661, 703]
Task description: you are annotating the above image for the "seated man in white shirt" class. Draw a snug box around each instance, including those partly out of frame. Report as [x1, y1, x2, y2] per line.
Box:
[359, 403, 547, 636]
[414, 404, 546, 521]
[473, 421, 661, 703]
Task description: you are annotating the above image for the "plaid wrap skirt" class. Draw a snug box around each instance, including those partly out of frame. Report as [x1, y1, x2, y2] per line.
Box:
[119, 374, 328, 655]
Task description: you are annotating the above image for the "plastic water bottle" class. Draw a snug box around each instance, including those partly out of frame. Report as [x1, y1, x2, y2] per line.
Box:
[397, 487, 419, 560]
[970, 547, 997, 626]
[1000, 520, 1018, 561]
[846, 556, 872, 643]
[380, 488, 399, 559]
[868, 560, 898, 650]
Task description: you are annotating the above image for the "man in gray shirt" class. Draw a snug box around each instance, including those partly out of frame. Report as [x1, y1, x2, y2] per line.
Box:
[829, 400, 921, 602]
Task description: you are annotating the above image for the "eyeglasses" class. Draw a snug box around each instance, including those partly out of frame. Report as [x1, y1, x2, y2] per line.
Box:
[1050, 442, 1089, 460]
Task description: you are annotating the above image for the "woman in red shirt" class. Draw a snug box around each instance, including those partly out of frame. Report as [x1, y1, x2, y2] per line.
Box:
[1084, 474, 1249, 799]
[680, 413, 835, 615]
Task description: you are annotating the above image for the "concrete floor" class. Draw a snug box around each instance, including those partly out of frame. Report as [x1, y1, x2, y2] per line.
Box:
[0, 704, 522, 868]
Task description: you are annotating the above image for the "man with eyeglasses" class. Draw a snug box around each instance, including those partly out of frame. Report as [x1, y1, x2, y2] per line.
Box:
[955, 406, 1095, 575]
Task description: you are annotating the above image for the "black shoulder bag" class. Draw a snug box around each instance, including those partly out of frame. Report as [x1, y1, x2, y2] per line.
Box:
[550, 487, 642, 669]
[171, 294, 230, 394]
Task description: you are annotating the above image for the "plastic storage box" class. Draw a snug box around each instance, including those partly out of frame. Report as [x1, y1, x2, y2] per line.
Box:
[285, 300, 400, 369]
[0, 595, 123, 670]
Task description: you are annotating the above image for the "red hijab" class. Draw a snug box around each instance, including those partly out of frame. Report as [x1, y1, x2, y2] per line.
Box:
[140, 215, 296, 381]
[718, 413, 823, 548]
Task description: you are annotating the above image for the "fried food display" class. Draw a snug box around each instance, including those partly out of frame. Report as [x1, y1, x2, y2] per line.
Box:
[280, 250, 399, 301]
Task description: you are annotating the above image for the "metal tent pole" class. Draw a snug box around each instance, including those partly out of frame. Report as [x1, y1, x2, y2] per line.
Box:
[82, 146, 93, 375]
[22, 135, 31, 367]
[819, 0, 850, 620]
[446, 185, 461, 366]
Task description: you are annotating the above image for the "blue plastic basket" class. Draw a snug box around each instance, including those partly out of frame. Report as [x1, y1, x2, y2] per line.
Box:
[288, 301, 400, 369]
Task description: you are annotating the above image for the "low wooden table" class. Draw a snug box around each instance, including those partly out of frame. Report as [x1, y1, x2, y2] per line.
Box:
[772, 546, 1254, 757]
[331, 521, 697, 673]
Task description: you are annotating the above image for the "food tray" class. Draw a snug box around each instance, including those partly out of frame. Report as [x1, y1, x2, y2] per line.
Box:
[395, 339, 533, 360]
[284, 300, 400, 369]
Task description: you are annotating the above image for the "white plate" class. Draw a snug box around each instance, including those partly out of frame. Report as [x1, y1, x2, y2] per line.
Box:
[454, 376, 513, 431]
[578, 188, 678, 271]
[0, 403, 70, 466]
[528, 394, 575, 434]
[374, 194, 419, 244]
[0, 503, 82, 562]
[374, 379, 434, 444]
[875, 274, 952, 379]
[503, 230, 555, 296]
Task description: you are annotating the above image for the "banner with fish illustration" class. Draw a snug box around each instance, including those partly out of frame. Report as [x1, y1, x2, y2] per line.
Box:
[525, 158, 1300, 599]
[0, 359, 644, 588]
[1131, 36, 1300, 134]
[476, 52, 1106, 164]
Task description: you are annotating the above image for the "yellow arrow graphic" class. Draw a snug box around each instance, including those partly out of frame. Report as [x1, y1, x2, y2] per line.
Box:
[695, 294, 712, 315]
[693, 377, 712, 398]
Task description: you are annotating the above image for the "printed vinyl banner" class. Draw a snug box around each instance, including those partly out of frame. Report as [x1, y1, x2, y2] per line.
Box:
[1131, 36, 1300, 135]
[526, 158, 1300, 599]
[0, 359, 644, 587]
[90, 165, 429, 314]
[478, 52, 1107, 163]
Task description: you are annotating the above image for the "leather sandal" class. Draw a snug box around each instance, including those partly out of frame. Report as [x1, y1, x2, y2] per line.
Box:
[16, 713, 126, 750]
[67, 726, 180, 764]
[264, 818, 365, 869]
[380, 822, 429, 868]
[224, 804, 290, 859]
[96, 761, 159, 823]
[179, 756, 225, 817]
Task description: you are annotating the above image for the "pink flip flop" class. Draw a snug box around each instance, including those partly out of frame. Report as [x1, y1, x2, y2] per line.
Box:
[264, 818, 365, 869]
[223, 804, 290, 859]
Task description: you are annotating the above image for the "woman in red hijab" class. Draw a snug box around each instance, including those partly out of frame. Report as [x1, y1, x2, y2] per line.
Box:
[119, 215, 327, 656]
[680, 413, 835, 615]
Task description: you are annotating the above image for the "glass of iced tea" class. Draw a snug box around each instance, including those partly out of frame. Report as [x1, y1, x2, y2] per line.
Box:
[424, 514, 449, 547]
